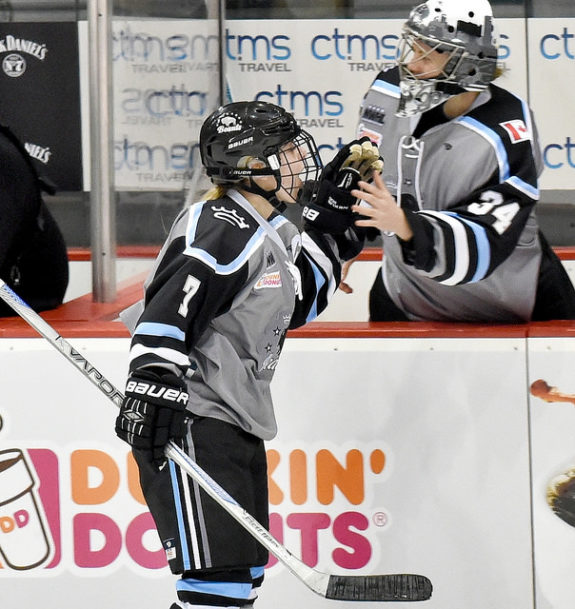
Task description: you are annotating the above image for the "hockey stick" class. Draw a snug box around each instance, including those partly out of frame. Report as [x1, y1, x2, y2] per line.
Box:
[0, 279, 432, 602]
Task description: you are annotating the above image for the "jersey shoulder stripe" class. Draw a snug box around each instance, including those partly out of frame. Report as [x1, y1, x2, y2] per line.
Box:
[371, 66, 401, 97]
[182, 197, 267, 275]
[455, 116, 510, 179]
[460, 86, 540, 200]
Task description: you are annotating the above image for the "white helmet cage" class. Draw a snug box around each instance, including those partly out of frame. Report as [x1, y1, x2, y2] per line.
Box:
[396, 0, 499, 116]
[271, 131, 322, 205]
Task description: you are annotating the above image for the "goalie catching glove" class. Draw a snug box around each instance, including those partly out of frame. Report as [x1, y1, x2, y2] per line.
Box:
[115, 369, 189, 467]
[301, 136, 383, 235]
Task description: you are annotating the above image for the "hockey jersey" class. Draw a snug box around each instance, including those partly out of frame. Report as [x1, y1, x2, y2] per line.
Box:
[358, 67, 544, 322]
[124, 189, 340, 440]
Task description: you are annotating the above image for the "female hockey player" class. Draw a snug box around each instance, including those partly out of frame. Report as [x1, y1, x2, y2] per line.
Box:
[346, 0, 575, 322]
[114, 100, 381, 609]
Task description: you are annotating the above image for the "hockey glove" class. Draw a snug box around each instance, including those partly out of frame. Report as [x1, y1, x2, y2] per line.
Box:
[301, 137, 383, 235]
[115, 369, 189, 467]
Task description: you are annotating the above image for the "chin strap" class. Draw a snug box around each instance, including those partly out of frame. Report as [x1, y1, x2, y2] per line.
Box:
[242, 177, 287, 213]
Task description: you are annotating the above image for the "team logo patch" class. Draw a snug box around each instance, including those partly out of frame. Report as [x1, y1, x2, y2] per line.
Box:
[500, 119, 530, 144]
[211, 205, 250, 228]
[216, 112, 242, 133]
[255, 271, 282, 289]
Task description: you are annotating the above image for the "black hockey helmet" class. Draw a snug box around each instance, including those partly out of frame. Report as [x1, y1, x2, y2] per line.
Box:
[200, 101, 321, 208]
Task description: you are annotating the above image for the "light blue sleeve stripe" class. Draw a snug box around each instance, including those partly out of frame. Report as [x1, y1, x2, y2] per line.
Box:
[505, 175, 539, 200]
[250, 565, 265, 579]
[456, 116, 510, 180]
[134, 322, 186, 342]
[269, 215, 289, 231]
[169, 460, 191, 571]
[186, 201, 205, 242]
[372, 78, 401, 98]
[177, 578, 252, 600]
[304, 253, 326, 323]
[444, 212, 491, 282]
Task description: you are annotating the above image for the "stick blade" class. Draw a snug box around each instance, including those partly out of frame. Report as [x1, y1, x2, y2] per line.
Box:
[325, 574, 432, 602]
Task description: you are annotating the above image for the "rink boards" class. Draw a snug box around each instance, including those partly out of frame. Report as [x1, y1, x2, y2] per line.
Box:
[1, 317, 574, 609]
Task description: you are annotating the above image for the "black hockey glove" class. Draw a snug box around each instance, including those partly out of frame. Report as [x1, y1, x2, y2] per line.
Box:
[300, 137, 383, 235]
[115, 369, 189, 467]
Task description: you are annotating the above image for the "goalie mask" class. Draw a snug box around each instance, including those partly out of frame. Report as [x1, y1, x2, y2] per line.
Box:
[396, 0, 499, 117]
[200, 101, 321, 210]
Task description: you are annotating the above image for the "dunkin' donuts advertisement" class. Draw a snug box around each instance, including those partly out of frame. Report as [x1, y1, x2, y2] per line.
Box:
[0, 448, 53, 570]
[0, 334, 539, 609]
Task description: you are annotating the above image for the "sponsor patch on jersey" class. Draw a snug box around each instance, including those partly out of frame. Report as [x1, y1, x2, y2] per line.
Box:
[362, 104, 386, 125]
[500, 119, 530, 144]
[357, 124, 382, 147]
[255, 271, 282, 290]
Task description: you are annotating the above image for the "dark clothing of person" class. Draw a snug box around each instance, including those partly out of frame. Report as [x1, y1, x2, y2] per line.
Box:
[0, 125, 68, 316]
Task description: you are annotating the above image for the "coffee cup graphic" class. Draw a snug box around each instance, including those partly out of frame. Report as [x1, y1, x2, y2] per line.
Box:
[0, 448, 51, 569]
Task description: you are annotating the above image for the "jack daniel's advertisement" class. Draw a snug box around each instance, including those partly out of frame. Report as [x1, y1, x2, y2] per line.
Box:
[0, 22, 82, 191]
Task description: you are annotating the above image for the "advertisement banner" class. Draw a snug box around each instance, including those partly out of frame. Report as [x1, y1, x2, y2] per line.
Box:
[224, 19, 528, 165]
[0, 336, 534, 609]
[78, 19, 221, 191]
[528, 336, 575, 609]
[528, 18, 575, 190]
[75, 18, 575, 191]
[0, 22, 83, 191]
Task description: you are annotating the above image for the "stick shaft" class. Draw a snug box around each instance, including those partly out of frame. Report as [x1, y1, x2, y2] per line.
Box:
[0, 280, 326, 591]
[0, 280, 432, 601]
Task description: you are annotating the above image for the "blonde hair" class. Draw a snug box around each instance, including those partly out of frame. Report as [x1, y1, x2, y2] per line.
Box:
[204, 184, 229, 200]
[493, 63, 506, 80]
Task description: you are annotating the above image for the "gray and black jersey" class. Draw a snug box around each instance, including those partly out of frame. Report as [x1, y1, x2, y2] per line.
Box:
[126, 189, 340, 440]
[358, 67, 575, 322]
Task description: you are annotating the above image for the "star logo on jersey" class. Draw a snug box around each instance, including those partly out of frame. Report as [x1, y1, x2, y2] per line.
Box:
[211, 206, 250, 229]
[500, 120, 530, 144]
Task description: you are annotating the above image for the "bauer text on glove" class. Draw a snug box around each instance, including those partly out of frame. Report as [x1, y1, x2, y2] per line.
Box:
[115, 369, 189, 466]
